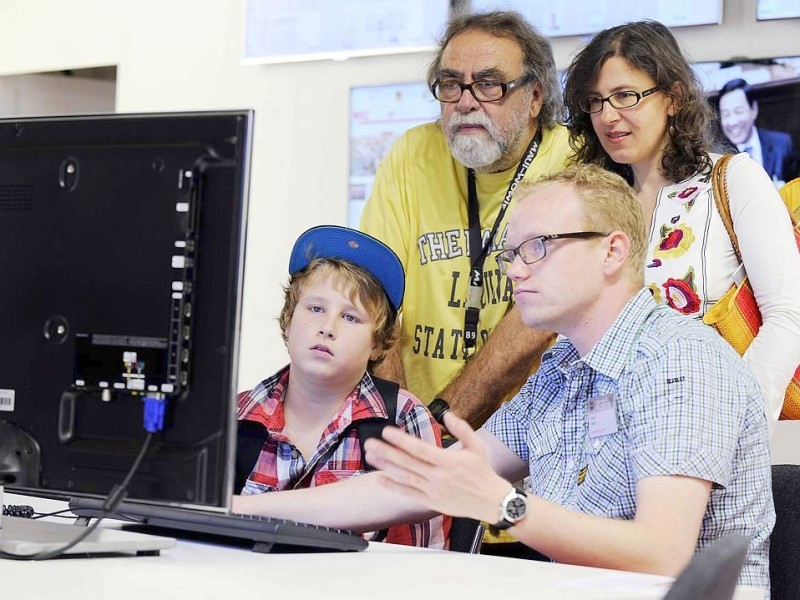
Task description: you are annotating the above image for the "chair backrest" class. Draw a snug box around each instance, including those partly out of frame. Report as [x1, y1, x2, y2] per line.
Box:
[663, 534, 749, 600]
[438, 436, 484, 554]
[771, 463, 800, 600]
[448, 517, 484, 554]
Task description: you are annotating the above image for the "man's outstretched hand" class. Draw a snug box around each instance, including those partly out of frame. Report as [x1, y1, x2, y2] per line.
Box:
[364, 411, 510, 524]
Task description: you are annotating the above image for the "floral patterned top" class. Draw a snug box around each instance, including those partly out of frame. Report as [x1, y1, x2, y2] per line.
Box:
[643, 152, 800, 432]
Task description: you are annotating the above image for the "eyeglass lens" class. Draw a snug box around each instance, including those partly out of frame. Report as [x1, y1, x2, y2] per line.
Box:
[497, 238, 544, 274]
[581, 88, 657, 114]
[434, 81, 506, 103]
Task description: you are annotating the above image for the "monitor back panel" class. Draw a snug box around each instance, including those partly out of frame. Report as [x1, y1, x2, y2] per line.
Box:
[0, 112, 252, 509]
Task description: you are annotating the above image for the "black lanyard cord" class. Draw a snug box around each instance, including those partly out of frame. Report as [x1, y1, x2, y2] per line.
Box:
[463, 128, 542, 352]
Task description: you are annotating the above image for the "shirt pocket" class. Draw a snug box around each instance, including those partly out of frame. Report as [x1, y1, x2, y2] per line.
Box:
[526, 420, 562, 496]
[580, 433, 635, 518]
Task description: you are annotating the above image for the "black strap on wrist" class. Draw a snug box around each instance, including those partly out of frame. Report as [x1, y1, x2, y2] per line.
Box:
[428, 398, 451, 425]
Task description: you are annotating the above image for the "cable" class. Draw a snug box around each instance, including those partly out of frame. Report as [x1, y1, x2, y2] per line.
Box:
[32, 508, 80, 520]
[0, 432, 154, 561]
[2, 505, 35, 518]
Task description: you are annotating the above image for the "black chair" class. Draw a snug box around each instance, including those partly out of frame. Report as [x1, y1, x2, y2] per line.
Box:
[663, 534, 749, 600]
[235, 419, 270, 494]
[437, 438, 485, 553]
[770, 464, 800, 600]
[448, 517, 484, 553]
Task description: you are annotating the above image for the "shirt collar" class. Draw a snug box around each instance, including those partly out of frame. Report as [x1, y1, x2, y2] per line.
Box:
[541, 289, 658, 380]
[736, 127, 759, 152]
[253, 367, 390, 435]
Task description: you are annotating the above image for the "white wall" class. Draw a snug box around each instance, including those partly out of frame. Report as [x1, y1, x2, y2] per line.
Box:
[0, 73, 115, 115]
[0, 0, 797, 393]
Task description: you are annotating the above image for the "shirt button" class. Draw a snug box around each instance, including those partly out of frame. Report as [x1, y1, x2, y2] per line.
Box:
[566, 460, 575, 470]
[291, 449, 299, 459]
[593, 440, 601, 450]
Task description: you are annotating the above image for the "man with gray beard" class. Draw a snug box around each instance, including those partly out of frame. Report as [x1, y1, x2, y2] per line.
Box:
[360, 11, 572, 430]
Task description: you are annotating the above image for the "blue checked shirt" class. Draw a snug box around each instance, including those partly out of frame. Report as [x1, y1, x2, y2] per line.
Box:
[485, 290, 774, 594]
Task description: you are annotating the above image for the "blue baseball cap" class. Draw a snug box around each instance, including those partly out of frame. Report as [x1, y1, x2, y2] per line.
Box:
[288, 225, 405, 312]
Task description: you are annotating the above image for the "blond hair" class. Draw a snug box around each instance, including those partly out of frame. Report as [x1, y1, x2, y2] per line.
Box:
[516, 164, 646, 284]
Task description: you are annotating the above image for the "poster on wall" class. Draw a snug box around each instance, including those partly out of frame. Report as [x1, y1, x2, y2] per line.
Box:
[348, 81, 439, 227]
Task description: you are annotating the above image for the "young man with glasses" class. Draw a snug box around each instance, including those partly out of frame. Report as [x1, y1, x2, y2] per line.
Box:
[359, 10, 572, 430]
[235, 164, 772, 595]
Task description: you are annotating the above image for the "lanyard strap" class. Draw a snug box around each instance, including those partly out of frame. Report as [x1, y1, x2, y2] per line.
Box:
[463, 128, 542, 351]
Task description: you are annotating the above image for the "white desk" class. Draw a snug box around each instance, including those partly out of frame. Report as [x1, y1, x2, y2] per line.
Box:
[771, 420, 800, 464]
[0, 493, 763, 600]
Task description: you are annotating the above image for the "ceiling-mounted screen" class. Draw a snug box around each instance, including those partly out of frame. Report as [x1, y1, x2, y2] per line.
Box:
[467, 0, 722, 38]
[756, 0, 800, 21]
[244, 0, 451, 64]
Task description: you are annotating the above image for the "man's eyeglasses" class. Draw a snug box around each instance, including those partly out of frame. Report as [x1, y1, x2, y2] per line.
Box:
[495, 232, 609, 274]
[431, 74, 532, 103]
[578, 87, 660, 114]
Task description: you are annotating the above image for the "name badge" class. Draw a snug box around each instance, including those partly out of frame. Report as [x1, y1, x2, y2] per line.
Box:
[588, 394, 618, 438]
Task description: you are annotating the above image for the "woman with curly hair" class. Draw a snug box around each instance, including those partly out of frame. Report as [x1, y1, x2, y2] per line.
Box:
[563, 20, 800, 434]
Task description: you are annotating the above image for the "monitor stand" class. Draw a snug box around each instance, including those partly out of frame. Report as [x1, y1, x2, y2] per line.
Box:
[0, 514, 176, 558]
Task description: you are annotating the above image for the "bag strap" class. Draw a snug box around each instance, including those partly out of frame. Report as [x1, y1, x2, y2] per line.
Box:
[354, 375, 399, 544]
[356, 375, 399, 471]
[710, 154, 742, 263]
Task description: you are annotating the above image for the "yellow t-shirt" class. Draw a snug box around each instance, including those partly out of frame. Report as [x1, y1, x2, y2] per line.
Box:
[780, 177, 800, 223]
[361, 122, 572, 403]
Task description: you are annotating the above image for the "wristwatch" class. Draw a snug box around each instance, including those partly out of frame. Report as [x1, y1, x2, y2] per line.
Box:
[490, 486, 528, 533]
[428, 398, 451, 426]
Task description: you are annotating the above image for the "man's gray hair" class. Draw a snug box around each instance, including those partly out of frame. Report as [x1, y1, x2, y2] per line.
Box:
[427, 10, 563, 129]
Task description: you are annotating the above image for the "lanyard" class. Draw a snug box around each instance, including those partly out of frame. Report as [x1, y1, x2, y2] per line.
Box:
[463, 128, 542, 352]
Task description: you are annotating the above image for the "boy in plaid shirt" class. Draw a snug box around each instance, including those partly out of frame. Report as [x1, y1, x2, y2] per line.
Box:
[236, 225, 448, 548]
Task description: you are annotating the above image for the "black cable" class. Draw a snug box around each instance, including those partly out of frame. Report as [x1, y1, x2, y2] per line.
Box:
[32, 508, 86, 520]
[2, 505, 35, 518]
[0, 432, 154, 561]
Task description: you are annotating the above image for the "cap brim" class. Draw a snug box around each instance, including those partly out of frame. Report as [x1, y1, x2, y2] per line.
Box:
[288, 225, 405, 312]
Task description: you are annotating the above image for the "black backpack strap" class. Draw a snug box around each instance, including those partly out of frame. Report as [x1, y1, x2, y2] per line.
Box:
[356, 375, 399, 471]
[234, 418, 270, 494]
[356, 375, 399, 543]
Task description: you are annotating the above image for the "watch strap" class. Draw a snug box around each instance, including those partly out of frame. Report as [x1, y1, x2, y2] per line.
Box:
[488, 486, 527, 535]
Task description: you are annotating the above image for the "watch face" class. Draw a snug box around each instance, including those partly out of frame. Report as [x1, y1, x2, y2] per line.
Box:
[505, 495, 527, 521]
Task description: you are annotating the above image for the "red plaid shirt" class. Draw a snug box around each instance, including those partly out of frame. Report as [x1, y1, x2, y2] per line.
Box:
[237, 366, 449, 548]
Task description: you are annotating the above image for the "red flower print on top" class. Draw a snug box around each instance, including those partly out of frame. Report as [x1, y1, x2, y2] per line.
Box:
[662, 267, 701, 315]
[653, 224, 696, 260]
[667, 181, 710, 211]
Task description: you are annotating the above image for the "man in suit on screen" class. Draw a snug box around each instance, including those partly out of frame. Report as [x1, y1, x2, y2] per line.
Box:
[718, 77, 799, 186]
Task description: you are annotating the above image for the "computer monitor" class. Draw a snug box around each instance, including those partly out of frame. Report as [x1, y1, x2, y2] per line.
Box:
[693, 56, 800, 185]
[0, 111, 253, 512]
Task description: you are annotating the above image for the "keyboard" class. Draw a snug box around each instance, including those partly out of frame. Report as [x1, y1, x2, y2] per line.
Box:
[68, 497, 368, 554]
